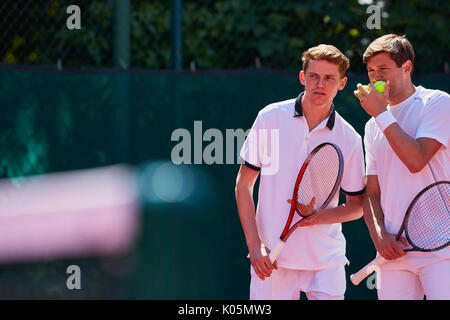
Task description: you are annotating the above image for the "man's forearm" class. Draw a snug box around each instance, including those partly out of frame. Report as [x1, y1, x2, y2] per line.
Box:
[315, 196, 363, 224]
[235, 184, 261, 250]
[383, 124, 426, 173]
[362, 193, 387, 243]
[298, 195, 363, 227]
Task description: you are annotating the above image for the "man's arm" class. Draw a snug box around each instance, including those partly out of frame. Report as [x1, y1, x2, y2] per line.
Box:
[297, 193, 363, 227]
[235, 164, 275, 280]
[355, 82, 442, 173]
[362, 175, 407, 260]
[382, 130, 441, 173]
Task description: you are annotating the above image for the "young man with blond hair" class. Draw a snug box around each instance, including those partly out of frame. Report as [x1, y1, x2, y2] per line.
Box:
[235, 45, 365, 300]
[355, 34, 450, 300]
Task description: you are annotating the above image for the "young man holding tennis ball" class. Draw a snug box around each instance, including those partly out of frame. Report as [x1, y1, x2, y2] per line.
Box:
[356, 34, 450, 299]
[236, 45, 366, 300]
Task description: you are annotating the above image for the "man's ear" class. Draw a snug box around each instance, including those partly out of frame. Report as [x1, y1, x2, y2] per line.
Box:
[299, 70, 305, 85]
[338, 76, 347, 90]
[402, 60, 413, 74]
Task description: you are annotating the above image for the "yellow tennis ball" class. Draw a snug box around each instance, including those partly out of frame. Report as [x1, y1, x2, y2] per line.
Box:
[374, 81, 385, 94]
[357, 81, 385, 96]
[357, 85, 370, 96]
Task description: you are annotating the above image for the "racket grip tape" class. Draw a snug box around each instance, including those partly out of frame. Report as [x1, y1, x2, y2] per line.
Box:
[269, 239, 285, 264]
[350, 255, 387, 285]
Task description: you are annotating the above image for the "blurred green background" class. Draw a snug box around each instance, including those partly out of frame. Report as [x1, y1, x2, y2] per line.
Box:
[0, 0, 448, 299]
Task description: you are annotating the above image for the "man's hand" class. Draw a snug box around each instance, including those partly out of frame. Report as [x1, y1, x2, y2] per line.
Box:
[374, 232, 408, 260]
[288, 197, 316, 216]
[354, 81, 390, 118]
[287, 197, 319, 227]
[249, 243, 277, 280]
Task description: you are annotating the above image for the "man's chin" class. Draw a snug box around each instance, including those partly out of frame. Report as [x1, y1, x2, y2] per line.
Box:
[311, 94, 330, 104]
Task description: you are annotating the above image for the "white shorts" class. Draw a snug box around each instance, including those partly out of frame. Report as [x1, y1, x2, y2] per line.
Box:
[377, 249, 450, 300]
[250, 265, 346, 300]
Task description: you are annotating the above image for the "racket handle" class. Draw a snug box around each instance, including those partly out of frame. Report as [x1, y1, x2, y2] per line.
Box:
[350, 255, 387, 286]
[269, 239, 285, 264]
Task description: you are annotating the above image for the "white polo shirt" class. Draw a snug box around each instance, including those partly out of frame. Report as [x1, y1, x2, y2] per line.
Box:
[240, 93, 365, 270]
[364, 86, 450, 236]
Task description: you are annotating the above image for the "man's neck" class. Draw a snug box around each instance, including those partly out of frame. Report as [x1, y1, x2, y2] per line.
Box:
[301, 94, 332, 131]
[389, 83, 416, 106]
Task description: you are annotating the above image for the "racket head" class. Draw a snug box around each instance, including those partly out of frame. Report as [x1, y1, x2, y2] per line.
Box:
[399, 181, 450, 252]
[279, 142, 344, 241]
[294, 142, 344, 217]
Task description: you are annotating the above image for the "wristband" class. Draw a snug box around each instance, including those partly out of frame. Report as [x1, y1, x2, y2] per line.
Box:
[375, 110, 397, 132]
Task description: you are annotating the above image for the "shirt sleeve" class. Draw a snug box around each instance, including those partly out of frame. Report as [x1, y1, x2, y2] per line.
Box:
[341, 136, 366, 195]
[364, 120, 377, 176]
[415, 93, 450, 147]
[240, 112, 264, 169]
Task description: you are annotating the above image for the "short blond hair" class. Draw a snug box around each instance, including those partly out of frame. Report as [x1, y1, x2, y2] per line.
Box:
[302, 44, 350, 78]
[363, 34, 415, 69]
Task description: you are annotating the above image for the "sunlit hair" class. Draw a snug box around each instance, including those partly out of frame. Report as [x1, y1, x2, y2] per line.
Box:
[302, 44, 350, 78]
[363, 34, 415, 70]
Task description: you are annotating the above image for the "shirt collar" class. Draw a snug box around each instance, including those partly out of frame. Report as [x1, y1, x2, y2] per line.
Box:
[293, 92, 336, 130]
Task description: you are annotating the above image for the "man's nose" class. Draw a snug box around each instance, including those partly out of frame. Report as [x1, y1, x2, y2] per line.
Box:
[317, 77, 325, 88]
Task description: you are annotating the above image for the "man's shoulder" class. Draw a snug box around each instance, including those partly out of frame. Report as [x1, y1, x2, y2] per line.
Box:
[256, 98, 296, 120]
[363, 116, 377, 133]
[334, 111, 362, 140]
[259, 98, 296, 115]
[416, 86, 450, 106]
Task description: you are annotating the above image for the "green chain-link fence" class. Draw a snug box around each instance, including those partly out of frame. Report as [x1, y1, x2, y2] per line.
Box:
[1, 0, 449, 72]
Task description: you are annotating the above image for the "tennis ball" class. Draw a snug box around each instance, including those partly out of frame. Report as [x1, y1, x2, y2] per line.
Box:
[357, 85, 370, 96]
[357, 81, 386, 96]
[374, 80, 385, 94]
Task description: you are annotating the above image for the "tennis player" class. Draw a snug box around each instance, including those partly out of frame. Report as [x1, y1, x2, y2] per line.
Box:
[235, 45, 365, 300]
[356, 34, 450, 299]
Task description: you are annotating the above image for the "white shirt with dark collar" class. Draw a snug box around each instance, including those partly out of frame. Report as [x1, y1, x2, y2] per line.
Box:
[364, 86, 450, 237]
[240, 93, 365, 270]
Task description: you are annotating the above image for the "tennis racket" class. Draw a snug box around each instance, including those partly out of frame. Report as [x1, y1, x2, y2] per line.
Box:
[268, 142, 344, 263]
[350, 180, 450, 285]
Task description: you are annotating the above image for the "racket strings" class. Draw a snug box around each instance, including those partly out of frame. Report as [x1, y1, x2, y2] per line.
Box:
[406, 182, 450, 250]
[297, 145, 340, 216]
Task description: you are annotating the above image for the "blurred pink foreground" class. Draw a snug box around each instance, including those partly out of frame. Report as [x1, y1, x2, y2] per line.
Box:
[0, 165, 140, 264]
